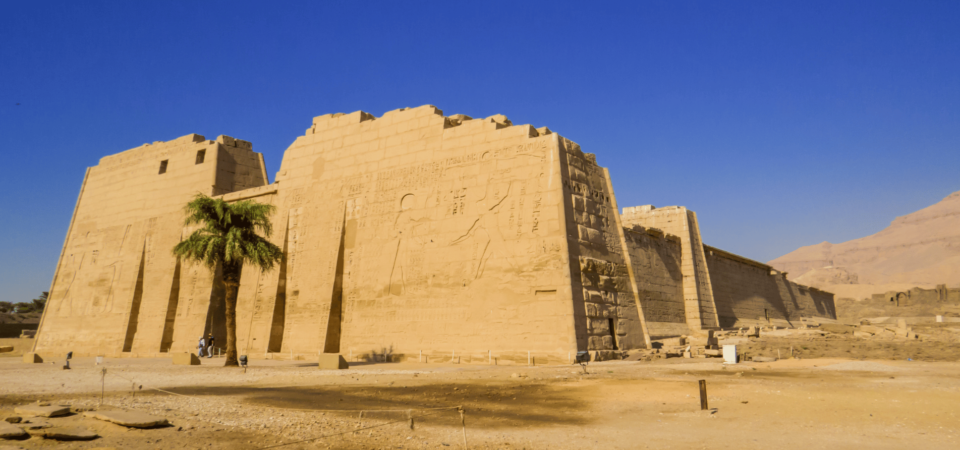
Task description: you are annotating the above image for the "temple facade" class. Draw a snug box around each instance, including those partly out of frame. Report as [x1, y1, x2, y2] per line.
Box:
[34, 105, 836, 363]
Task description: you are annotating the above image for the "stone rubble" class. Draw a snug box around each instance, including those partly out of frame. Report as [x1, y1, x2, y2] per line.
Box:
[31, 426, 99, 441]
[13, 404, 70, 418]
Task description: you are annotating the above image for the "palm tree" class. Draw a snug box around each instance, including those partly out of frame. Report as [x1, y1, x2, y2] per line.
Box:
[173, 194, 283, 366]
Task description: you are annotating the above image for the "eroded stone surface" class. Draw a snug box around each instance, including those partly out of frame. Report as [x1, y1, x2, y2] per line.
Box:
[32, 427, 99, 441]
[14, 405, 69, 418]
[84, 409, 169, 428]
[17, 419, 52, 430]
[0, 422, 27, 439]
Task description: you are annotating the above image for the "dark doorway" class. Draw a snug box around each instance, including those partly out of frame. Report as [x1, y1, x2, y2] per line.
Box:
[607, 318, 619, 350]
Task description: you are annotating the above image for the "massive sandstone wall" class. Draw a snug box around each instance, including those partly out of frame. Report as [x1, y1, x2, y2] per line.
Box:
[620, 226, 687, 338]
[36, 104, 840, 361]
[620, 206, 719, 329]
[225, 106, 641, 364]
[558, 140, 649, 353]
[35, 135, 268, 356]
[704, 246, 836, 327]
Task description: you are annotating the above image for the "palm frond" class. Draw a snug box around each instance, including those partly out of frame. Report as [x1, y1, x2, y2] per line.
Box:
[173, 194, 283, 271]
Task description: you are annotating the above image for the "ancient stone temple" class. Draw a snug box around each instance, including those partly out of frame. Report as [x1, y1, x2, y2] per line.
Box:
[34, 105, 837, 363]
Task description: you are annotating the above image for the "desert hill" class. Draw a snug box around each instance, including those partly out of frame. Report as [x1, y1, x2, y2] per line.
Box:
[769, 190, 960, 299]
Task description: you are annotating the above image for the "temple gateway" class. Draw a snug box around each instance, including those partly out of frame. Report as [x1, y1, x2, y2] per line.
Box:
[34, 105, 836, 363]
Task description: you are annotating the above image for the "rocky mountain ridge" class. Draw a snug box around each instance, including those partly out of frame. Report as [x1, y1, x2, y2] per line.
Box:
[769, 190, 960, 298]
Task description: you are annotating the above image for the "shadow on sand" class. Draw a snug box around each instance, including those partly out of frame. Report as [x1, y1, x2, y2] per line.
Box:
[167, 381, 589, 429]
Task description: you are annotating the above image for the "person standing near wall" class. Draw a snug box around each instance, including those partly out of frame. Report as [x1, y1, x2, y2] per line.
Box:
[198, 336, 206, 357]
[207, 333, 215, 358]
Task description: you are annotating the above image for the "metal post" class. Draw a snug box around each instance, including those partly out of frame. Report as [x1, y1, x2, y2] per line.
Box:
[100, 368, 106, 406]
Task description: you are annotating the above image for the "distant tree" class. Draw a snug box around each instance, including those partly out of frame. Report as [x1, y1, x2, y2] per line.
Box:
[172, 194, 283, 367]
[0, 301, 12, 314]
[31, 292, 48, 312]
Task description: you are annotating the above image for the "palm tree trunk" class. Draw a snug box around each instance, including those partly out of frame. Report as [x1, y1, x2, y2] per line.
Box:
[222, 264, 241, 367]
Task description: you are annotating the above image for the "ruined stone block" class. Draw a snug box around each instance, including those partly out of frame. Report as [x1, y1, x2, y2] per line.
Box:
[172, 353, 200, 366]
[318, 354, 349, 370]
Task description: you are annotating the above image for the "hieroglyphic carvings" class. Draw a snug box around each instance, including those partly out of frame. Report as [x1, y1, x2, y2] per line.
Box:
[35, 106, 836, 360]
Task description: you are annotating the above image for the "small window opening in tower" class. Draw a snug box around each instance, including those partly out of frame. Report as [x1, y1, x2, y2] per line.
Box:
[607, 318, 619, 350]
[195, 150, 205, 164]
[159, 160, 168, 174]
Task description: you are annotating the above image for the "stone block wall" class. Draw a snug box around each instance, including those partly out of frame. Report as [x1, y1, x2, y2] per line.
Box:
[235, 105, 587, 362]
[872, 284, 960, 306]
[35, 104, 842, 361]
[621, 226, 688, 338]
[35, 134, 268, 356]
[620, 206, 719, 329]
[705, 245, 836, 327]
[560, 141, 647, 355]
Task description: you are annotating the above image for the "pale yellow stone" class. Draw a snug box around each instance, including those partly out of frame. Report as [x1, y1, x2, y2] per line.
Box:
[318, 354, 348, 370]
[172, 353, 200, 365]
[34, 105, 837, 363]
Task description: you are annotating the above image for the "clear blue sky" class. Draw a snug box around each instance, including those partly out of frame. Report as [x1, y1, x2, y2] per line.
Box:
[2, 1, 958, 303]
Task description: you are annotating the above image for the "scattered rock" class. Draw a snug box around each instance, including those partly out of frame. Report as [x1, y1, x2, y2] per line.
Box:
[0, 422, 28, 439]
[32, 427, 99, 441]
[16, 419, 52, 430]
[2, 417, 20, 424]
[84, 410, 169, 428]
[14, 405, 70, 418]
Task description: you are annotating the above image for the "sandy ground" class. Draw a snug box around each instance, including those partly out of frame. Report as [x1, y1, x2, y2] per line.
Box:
[1, 346, 959, 450]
